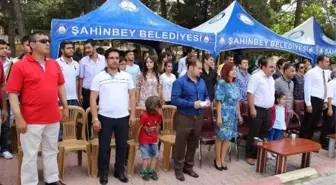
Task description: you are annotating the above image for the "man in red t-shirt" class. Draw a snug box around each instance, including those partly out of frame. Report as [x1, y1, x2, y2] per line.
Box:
[6, 32, 69, 185]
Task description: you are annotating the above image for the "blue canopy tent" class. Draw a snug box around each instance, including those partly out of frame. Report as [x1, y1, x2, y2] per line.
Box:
[283, 17, 336, 60]
[50, 0, 215, 59]
[193, 0, 316, 60]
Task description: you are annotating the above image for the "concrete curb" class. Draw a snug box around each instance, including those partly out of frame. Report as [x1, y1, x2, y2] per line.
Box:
[239, 161, 336, 185]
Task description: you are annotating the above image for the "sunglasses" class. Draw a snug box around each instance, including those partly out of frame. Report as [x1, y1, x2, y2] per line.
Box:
[33, 39, 50, 44]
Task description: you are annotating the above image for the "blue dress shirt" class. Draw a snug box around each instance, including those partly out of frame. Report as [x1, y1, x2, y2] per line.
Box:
[171, 74, 209, 115]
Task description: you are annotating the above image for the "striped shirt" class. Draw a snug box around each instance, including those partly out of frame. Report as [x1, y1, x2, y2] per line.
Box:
[275, 76, 294, 112]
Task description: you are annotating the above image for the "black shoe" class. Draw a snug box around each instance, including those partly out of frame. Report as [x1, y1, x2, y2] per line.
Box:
[322, 145, 328, 150]
[222, 165, 228, 170]
[183, 168, 199, 178]
[148, 171, 159, 181]
[99, 175, 108, 185]
[214, 159, 223, 171]
[114, 172, 129, 183]
[45, 181, 66, 185]
[140, 171, 150, 181]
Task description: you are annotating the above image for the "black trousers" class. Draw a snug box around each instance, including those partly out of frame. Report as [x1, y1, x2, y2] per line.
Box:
[320, 105, 336, 147]
[0, 100, 11, 152]
[98, 114, 129, 177]
[299, 97, 324, 139]
[82, 88, 99, 139]
[246, 106, 271, 159]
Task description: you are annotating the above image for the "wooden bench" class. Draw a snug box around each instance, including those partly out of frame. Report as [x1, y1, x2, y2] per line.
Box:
[254, 138, 321, 175]
[327, 134, 336, 158]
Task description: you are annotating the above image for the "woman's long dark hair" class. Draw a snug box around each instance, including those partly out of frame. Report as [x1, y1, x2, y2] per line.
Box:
[142, 56, 160, 83]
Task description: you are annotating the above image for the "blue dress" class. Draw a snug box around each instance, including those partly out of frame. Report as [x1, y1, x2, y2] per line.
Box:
[214, 80, 242, 140]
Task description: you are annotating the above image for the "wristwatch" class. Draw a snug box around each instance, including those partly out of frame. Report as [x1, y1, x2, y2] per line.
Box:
[92, 118, 99, 123]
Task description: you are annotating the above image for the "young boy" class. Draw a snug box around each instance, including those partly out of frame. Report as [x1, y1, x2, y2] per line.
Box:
[119, 56, 127, 71]
[138, 96, 162, 181]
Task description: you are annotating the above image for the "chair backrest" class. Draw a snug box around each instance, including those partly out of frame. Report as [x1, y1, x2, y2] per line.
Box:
[161, 105, 177, 135]
[60, 106, 86, 141]
[240, 101, 249, 115]
[129, 107, 146, 141]
[202, 107, 215, 132]
[294, 100, 305, 113]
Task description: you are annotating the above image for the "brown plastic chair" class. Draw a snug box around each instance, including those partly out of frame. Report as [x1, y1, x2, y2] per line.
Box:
[198, 107, 216, 167]
[159, 105, 177, 172]
[236, 101, 251, 161]
[126, 107, 146, 177]
[58, 106, 91, 180]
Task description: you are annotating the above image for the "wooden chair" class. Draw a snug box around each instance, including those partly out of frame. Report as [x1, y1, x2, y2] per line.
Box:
[159, 105, 177, 172]
[86, 107, 117, 178]
[126, 107, 146, 177]
[235, 101, 251, 161]
[198, 107, 216, 167]
[58, 106, 91, 180]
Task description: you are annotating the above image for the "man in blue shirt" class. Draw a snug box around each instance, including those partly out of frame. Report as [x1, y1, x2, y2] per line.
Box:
[235, 56, 251, 101]
[171, 56, 210, 181]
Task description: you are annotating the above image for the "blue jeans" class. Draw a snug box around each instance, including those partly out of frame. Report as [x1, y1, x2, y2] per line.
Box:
[267, 128, 283, 141]
[140, 144, 159, 159]
[58, 100, 78, 141]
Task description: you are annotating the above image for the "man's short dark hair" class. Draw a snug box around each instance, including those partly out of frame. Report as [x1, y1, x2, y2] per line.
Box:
[21, 35, 29, 45]
[276, 58, 286, 69]
[0, 39, 7, 45]
[6, 43, 10, 47]
[316, 55, 328, 64]
[186, 47, 195, 54]
[60, 41, 73, 50]
[104, 48, 120, 59]
[224, 53, 234, 60]
[125, 50, 133, 56]
[258, 56, 269, 69]
[29, 31, 49, 42]
[186, 56, 200, 69]
[84, 39, 97, 47]
[284, 63, 295, 71]
[203, 53, 214, 61]
[235, 55, 249, 65]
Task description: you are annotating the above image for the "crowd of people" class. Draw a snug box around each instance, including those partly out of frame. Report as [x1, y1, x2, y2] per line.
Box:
[0, 32, 335, 185]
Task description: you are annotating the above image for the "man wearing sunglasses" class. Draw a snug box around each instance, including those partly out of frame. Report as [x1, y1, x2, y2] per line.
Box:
[6, 31, 69, 185]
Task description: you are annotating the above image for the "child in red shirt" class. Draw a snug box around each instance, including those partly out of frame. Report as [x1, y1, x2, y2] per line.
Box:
[138, 96, 162, 181]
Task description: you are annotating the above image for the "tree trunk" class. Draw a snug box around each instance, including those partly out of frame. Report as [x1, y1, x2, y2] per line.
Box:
[176, 0, 181, 24]
[84, 0, 91, 14]
[294, 0, 303, 26]
[7, 0, 15, 56]
[160, 0, 167, 18]
[203, 0, 209, 22]
[12, 0, 26, 38]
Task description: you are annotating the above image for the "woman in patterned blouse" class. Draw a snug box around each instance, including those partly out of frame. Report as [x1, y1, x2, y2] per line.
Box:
[136, 56, 160, 107]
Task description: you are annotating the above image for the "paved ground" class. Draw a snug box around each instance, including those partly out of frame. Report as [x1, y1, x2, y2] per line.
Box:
[283, 169, 336, 185]
[0, 137, 335, 185]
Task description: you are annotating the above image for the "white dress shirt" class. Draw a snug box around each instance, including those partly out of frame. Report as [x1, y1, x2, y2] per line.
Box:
[327, 79, 336, 106]
[247, 70, 275, 108]
[304, 66, 330, 106]
[56, 57, 79, 100]
[79, 54, 106, 89]
[177, 56, 187, 74]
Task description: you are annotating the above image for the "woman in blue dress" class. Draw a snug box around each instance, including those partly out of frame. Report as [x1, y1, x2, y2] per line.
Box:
[214, 62, 243, 171]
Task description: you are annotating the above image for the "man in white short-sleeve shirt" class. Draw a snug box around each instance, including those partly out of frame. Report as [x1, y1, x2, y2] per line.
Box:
[246, 57, 275, 165]
[56, 41, 79, 105]
[90, 48, 136, 185]
[177, 47, 196, 76]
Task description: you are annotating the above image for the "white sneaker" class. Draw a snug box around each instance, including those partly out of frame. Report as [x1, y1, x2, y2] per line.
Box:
[267, 153, 275, 160]
[2, 151, 13, 160]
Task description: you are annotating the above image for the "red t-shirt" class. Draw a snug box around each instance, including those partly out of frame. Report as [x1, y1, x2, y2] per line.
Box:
[6, 54, 65, 124]
[138, 111, 161, 144]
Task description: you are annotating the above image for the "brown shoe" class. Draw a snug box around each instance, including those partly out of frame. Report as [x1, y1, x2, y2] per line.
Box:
[175, 173, 185, 181]
[183, 169, 199, 178]
[246, 158, 255, 165]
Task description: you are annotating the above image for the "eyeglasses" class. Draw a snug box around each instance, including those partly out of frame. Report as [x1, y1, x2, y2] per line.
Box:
[33, 39, 50, 44]
[299, 66, 304, 69]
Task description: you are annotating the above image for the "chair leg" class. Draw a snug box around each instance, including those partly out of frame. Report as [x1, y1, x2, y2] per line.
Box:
[86, 144, 92, 177]
[126, 145, 136, 177]
[58, 146, 65, 180]
[235, 137, 239, 161]
[91, 145, 99, 178]
[228, 142, 231, 163]
[78, 150, 83, 166]
[199, 142, 203, 168]
[162, 142, 172, 172]
[18, 150, 23, 185]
